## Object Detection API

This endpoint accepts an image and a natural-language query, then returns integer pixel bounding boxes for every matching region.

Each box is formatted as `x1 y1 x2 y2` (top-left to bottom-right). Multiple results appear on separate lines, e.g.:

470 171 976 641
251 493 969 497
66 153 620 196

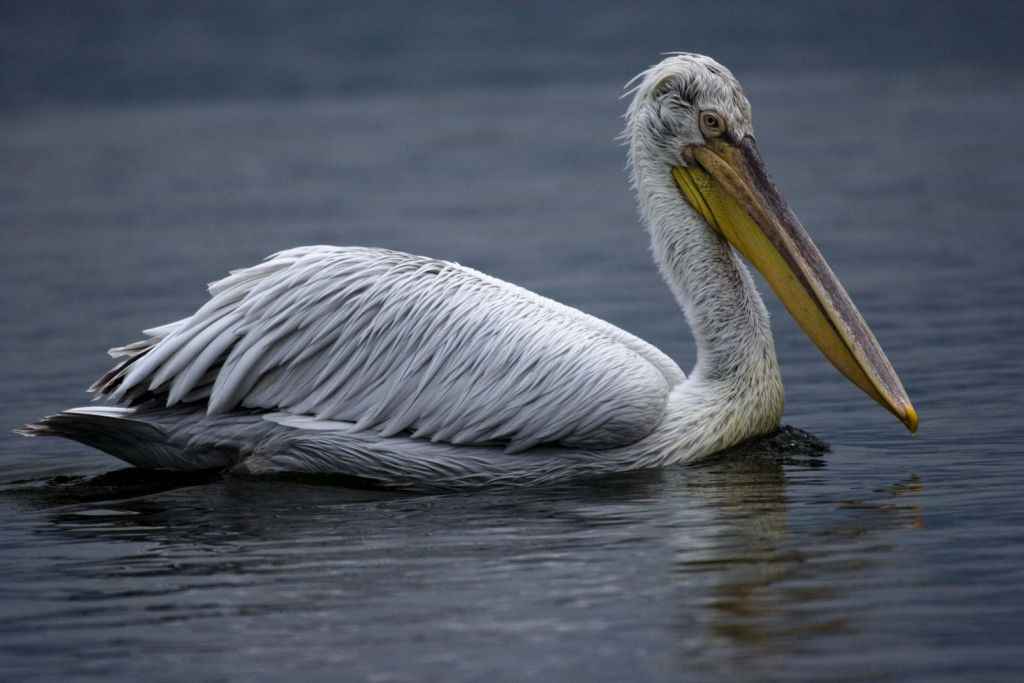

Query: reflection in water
659 434 926 673
662 433 830 668
0 427 926 679
7 468 224 505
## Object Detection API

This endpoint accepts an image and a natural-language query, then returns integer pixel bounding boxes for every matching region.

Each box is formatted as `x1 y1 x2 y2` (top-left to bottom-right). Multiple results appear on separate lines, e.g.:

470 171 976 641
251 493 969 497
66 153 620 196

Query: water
2 2 1023 681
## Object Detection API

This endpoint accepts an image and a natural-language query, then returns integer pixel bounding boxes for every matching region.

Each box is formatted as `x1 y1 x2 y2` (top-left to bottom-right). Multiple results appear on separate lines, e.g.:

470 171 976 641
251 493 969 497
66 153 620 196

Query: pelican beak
672 136 918 432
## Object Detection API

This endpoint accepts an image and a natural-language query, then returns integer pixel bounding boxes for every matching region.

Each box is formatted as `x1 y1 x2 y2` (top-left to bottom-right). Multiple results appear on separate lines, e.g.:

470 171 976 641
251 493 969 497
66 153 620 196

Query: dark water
2 2 1023 681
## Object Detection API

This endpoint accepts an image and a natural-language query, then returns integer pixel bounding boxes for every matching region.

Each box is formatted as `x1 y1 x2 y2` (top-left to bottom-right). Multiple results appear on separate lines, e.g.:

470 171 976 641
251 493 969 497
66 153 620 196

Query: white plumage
22 54 914 489
98 246 681 453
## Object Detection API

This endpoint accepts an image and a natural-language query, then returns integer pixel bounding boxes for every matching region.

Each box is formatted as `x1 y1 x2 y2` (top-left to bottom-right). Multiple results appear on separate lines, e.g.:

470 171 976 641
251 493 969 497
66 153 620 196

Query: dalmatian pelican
22 54 917 490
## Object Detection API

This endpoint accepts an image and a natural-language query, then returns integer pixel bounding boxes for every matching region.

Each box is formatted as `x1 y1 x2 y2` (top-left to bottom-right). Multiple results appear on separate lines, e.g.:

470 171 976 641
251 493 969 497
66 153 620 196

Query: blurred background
1 2 1023 681
3 0 1022 106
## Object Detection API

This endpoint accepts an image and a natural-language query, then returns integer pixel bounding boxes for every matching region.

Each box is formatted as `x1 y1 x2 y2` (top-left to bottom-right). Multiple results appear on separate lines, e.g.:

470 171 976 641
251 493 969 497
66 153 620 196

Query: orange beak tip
903 405 919 435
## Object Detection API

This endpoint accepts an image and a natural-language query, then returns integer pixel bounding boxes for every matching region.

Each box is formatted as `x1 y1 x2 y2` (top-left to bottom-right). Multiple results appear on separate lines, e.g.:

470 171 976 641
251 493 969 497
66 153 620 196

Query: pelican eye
699 111 724 136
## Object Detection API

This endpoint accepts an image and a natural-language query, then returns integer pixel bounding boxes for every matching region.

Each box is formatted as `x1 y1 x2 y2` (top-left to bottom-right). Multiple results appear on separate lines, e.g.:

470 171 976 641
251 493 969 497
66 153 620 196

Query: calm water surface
2 3 1023 681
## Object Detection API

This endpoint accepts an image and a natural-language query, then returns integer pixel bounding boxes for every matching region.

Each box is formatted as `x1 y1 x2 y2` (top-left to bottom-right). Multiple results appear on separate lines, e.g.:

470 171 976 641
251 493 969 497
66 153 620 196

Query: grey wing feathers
93 246 677 453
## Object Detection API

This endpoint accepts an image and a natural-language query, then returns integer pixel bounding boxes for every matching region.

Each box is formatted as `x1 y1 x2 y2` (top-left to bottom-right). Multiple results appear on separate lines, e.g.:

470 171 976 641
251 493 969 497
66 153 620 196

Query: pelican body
22 55 916 490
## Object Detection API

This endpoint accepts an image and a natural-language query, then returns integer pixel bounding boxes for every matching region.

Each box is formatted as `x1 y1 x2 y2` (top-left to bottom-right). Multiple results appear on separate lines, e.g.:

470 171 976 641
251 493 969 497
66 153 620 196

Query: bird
21 54 917 491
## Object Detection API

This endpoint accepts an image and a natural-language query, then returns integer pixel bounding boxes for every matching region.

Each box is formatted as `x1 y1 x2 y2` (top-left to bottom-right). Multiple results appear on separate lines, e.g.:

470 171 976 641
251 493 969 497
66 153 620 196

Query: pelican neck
632 162 779 387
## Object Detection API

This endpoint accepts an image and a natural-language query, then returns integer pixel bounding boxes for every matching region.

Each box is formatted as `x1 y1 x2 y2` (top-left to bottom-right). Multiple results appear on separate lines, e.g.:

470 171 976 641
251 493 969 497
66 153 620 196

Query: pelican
22 54 916 490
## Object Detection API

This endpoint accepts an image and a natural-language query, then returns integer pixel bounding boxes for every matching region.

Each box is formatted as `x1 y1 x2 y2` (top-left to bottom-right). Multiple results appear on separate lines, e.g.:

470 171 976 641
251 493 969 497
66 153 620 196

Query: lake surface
2 2 1023 681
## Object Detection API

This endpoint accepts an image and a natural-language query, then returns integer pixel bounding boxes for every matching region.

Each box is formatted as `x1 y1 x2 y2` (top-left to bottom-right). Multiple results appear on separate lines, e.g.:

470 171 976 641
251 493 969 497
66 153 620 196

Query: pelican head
627 54 917 432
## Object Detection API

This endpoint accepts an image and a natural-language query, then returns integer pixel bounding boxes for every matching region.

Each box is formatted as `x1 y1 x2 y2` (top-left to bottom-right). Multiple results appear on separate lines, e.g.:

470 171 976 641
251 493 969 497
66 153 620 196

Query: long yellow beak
673 136 918 432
